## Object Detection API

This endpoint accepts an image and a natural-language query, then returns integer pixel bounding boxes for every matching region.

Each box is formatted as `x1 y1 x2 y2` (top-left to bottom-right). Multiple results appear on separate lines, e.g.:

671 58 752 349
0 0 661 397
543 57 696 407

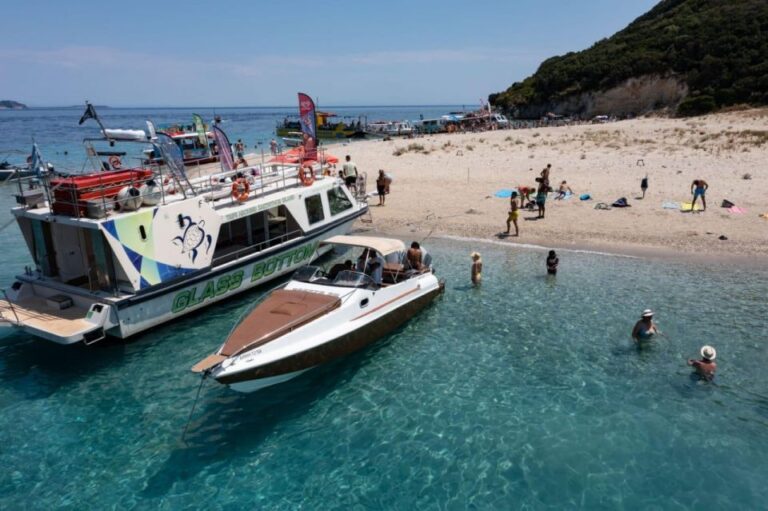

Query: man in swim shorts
690 179 708 211
505 191 519 236
535 182 549 219
632 309 660 343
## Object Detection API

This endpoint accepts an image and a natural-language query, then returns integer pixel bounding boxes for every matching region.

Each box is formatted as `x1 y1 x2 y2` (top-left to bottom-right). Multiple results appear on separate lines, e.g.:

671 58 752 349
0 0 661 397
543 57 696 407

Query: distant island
0 100 28 110
490 0 768 118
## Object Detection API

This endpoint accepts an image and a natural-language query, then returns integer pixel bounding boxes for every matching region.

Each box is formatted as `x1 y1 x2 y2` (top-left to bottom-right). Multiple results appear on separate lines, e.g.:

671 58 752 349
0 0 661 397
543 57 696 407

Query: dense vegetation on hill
490 0 768 117
0 100 27 109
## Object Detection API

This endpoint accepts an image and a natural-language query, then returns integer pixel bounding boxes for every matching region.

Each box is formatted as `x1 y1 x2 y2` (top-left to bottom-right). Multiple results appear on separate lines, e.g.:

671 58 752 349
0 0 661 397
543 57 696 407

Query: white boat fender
116 186 143 211
139 179 163 206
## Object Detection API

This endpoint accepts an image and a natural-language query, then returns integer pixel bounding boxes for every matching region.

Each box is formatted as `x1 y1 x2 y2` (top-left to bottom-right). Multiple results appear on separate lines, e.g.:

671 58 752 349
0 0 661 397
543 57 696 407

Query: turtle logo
173 216 212 263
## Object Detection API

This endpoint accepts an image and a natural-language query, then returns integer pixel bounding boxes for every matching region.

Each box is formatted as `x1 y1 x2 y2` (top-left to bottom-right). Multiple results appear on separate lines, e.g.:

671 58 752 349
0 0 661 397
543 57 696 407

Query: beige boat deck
0 297 93 337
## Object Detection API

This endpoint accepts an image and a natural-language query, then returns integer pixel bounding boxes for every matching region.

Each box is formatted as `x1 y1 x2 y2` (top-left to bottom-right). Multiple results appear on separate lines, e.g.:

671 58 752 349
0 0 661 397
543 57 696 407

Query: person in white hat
688 345 717 380
631 309 660 343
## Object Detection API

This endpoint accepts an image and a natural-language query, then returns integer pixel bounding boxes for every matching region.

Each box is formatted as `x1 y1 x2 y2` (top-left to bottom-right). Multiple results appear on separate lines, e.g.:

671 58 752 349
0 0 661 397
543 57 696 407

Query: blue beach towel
494 188 518 198
579 193 592 201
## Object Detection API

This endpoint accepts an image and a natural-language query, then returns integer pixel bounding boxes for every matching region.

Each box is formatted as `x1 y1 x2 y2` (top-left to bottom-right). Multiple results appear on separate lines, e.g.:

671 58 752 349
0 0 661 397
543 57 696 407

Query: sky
1 0 659 107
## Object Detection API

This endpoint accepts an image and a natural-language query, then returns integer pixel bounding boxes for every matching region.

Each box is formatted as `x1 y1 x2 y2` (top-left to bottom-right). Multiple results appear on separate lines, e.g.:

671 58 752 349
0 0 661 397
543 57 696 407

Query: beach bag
612 197 630 208
641 177 648 189
721 199 735 208
579 193 591 201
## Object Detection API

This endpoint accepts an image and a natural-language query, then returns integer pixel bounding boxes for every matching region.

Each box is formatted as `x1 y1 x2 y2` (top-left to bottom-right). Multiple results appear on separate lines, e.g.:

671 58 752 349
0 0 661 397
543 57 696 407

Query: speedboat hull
218 283 444 392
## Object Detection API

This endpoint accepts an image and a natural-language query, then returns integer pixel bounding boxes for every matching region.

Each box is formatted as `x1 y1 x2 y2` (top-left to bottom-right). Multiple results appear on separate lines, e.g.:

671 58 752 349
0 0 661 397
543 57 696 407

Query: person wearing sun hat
631 308 660 343
688 345 717 381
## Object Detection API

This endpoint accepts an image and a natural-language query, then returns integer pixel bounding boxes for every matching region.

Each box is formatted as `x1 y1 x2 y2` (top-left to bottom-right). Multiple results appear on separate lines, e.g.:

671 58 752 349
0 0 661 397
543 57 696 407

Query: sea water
0 105 455 173
1 177 767 509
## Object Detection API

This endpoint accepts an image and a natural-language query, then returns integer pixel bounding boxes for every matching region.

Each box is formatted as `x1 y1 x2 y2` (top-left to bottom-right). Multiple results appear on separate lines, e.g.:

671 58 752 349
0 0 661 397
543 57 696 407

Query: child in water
470 252 482 286
546 250 559 275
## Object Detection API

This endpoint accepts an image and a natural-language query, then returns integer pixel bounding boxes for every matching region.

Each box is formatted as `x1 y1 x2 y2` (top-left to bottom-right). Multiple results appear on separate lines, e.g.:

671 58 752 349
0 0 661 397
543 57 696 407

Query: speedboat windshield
291 265 325 283
332 270 374 288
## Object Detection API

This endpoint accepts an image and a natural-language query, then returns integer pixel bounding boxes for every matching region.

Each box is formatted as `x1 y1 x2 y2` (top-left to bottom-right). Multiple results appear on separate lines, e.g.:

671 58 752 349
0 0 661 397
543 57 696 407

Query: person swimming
688 345 717 381
632 309 660 343
470 251 482 286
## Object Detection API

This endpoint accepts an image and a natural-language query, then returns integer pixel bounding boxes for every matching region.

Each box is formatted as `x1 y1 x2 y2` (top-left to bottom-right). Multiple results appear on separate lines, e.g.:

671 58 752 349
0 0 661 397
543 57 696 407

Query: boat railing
210 228 303 266
0 289 21 326
199 162 308 206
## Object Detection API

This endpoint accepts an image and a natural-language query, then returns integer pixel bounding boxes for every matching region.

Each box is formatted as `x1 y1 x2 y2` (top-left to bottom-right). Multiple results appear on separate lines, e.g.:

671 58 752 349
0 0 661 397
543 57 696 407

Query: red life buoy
231 178 250 202
109 155 122 169
299 165 315 186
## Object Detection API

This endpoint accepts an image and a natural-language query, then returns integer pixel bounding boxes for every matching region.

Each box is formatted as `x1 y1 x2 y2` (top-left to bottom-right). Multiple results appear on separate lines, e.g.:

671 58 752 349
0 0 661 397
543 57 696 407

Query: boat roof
321 235 405 256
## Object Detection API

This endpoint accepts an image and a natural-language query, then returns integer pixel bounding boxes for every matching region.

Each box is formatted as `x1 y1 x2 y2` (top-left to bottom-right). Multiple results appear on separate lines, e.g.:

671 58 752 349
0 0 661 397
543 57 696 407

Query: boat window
30 220 58 277
327 186 353 216
212 206 302 265
85 229 116 292
305 194 325 225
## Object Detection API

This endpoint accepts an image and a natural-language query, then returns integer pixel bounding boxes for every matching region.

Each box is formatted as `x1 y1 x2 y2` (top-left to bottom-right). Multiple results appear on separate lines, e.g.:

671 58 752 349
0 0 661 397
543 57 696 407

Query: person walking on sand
688 345 717 381
470 252 482 286
376 170 387 206
546 250 559 275
342 155 358 193
632 309 660 343
541 163 551 185
640 175 648 199
691 179 709 211
505 191 519 236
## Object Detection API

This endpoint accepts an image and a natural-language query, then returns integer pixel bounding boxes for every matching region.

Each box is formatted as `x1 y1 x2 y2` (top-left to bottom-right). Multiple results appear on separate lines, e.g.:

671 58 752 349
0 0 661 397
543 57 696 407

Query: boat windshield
291 266 375 288
332 270 374 288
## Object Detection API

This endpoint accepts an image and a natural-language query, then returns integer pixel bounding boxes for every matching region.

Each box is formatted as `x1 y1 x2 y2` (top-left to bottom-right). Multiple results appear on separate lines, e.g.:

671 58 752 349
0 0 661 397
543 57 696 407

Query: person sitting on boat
407 242 424 271
328 260 353 280
357 249 384 286
632 309 660 343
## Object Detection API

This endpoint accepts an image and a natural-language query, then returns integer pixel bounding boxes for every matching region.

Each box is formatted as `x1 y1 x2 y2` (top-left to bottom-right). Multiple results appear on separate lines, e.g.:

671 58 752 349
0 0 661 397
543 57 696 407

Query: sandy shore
341 108 768 261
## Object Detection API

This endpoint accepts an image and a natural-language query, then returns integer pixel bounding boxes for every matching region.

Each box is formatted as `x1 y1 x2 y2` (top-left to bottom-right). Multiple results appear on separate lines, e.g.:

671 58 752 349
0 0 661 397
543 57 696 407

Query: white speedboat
192 235 444 393
0 132 367 345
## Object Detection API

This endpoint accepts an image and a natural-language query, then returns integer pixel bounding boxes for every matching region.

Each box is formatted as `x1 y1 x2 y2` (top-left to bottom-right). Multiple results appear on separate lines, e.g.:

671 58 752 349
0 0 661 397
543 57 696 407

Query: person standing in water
688 345 717 381
505 191 519 236
546 250 559 275
470 252 482 286
632 309 660 343
640 175 648 199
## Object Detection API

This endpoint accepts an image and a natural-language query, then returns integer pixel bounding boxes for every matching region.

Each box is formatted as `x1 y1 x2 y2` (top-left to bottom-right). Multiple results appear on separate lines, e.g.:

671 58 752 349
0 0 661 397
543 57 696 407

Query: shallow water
1 187 767 510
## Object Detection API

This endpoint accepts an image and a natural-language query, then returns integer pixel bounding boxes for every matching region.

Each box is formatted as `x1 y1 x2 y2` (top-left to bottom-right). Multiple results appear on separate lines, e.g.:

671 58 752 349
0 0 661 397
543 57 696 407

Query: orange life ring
299 165 315 186
109 155 122 169
231 178 250 202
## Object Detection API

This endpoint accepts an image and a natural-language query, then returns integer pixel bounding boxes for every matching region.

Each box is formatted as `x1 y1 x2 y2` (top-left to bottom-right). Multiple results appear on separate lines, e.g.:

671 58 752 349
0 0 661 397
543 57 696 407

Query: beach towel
680 202 703 212
728 206 747 214
579 193 592 201
594 202 611 210
662 201 679 209
494 189 517 198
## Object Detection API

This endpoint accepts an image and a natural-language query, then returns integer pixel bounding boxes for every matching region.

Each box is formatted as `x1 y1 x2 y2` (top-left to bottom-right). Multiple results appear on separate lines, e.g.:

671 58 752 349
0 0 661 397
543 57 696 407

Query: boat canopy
321 235 406 257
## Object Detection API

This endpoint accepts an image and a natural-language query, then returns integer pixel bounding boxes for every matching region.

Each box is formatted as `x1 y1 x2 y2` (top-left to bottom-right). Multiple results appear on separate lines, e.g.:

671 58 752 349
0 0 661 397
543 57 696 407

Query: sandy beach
342 108 768 262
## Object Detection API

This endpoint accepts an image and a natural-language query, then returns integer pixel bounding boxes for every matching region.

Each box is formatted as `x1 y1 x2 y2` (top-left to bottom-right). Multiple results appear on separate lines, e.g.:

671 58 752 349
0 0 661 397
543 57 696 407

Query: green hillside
490 0 768 117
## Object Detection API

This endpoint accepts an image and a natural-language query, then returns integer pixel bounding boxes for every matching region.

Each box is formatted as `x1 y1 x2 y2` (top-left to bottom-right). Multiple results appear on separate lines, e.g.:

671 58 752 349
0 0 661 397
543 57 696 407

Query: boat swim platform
0 297 97 343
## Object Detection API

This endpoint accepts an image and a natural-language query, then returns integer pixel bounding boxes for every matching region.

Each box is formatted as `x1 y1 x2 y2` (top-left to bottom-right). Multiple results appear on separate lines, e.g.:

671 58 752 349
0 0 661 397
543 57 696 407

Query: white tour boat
191 235 445 393
0 134 368 345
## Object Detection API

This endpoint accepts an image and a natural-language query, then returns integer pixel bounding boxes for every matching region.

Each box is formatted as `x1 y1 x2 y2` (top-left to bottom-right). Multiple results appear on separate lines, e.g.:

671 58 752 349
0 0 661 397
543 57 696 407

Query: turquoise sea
1 109 768 509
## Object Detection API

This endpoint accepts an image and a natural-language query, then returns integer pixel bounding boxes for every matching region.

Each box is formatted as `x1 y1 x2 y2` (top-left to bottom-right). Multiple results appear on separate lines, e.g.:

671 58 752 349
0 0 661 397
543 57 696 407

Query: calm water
0 106 455 173
1 109 768 509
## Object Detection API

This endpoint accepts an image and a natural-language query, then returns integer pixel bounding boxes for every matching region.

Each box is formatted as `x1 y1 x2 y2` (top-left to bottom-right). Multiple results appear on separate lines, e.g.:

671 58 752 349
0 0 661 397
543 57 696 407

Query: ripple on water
0 236 767 509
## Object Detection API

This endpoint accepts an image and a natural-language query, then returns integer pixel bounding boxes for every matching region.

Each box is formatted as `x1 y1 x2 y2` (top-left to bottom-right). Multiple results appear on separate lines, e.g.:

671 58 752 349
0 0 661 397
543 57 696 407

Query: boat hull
218 283 444 392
